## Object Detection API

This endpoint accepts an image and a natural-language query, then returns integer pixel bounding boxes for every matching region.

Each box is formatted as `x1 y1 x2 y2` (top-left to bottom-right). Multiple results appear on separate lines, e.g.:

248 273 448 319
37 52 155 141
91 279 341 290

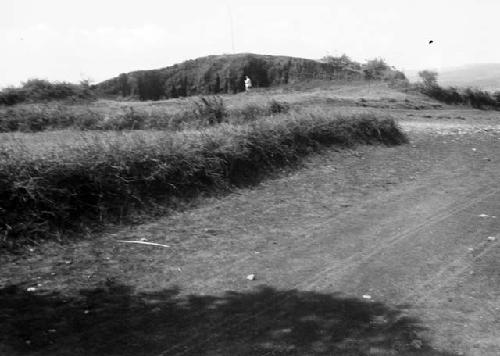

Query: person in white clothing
244 76 252 92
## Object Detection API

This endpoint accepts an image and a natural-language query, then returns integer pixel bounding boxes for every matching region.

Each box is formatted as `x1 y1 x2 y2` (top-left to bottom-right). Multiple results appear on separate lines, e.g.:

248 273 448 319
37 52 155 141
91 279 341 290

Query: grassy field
0 85 410 247
3 80 499 248
1 80 500 356
2 116 499 356
0 82 440 132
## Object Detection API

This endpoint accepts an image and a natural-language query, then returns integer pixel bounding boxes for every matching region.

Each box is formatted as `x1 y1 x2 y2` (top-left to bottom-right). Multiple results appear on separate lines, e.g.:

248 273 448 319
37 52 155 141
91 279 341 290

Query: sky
1 0 500 87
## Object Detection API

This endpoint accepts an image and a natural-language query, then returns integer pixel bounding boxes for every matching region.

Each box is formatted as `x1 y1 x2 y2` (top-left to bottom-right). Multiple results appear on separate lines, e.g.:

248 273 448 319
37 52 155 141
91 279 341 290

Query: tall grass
0 112 407 247
0 97 292 132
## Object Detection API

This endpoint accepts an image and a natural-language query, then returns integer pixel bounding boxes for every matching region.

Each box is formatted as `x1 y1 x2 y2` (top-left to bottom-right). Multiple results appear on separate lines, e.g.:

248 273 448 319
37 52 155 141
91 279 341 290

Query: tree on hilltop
321 54 359 70
363 58 389 80
418 70 438 88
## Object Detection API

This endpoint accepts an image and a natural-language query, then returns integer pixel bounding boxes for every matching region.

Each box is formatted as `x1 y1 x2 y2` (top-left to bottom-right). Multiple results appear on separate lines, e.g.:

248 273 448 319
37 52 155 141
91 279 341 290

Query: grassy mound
0 112 407 247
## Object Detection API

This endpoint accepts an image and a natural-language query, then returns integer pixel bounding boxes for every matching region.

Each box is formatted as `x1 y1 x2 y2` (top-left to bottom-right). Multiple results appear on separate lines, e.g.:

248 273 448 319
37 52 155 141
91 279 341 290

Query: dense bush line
0 98 290 132
416 71 500 109
421 85 500 109
0 113 407 247
0 79 95 106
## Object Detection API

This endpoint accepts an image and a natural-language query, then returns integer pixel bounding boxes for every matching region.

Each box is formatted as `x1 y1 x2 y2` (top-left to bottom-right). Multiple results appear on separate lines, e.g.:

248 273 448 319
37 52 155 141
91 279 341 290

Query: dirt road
1 118 499 356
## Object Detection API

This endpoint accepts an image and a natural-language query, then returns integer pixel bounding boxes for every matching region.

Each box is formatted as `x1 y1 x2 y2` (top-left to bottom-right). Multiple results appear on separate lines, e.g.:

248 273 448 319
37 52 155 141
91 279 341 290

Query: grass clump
100 107 146 130
0 112 407 247
231 100 290 123
192 96 228 125
232 103 268 122
268 99 290 114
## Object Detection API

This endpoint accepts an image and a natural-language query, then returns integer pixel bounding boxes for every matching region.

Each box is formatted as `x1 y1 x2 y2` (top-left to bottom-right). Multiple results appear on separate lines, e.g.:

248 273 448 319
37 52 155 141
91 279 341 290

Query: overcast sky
1 0 499 87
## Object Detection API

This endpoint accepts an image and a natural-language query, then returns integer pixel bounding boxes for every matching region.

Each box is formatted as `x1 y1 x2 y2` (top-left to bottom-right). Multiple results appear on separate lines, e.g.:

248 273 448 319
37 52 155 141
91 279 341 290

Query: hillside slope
95 53 403 100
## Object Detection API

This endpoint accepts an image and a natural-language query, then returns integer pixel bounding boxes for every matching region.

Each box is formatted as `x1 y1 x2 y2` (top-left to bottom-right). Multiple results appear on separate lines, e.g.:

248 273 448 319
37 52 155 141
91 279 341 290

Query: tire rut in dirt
161 185 500 356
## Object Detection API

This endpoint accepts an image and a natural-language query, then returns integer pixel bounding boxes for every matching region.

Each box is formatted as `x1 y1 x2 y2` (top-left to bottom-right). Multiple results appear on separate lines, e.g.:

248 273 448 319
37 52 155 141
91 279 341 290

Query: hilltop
95 53 406 100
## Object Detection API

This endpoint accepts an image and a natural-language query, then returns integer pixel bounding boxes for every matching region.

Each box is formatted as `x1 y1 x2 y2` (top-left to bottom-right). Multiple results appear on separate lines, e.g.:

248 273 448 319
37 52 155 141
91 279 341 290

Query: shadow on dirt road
1 280 458 356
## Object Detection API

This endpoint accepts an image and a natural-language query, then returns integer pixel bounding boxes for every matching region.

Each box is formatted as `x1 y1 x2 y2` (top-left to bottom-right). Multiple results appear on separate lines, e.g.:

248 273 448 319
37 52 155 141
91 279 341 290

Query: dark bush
0 89 28 106
193 96 228 125
268 100 290 114
421 85 462 105
463 88 497 109
494 91 500 105
230 100 290 124
0 79 95 106
421 84 499 109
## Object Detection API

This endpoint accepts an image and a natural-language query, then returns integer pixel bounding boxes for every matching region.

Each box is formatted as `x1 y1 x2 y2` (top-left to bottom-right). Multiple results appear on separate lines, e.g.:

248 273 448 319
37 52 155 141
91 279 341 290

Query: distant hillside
95 53 405 100
438 64 500 91
407 63 500 91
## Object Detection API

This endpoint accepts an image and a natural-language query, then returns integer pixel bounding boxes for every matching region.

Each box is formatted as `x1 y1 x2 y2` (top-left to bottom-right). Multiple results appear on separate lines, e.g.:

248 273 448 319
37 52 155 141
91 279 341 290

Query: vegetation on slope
0 79 95 106
0 112 407 247
0 97 290 132
0 54 407 105
417 70 500 109
96 53 406 100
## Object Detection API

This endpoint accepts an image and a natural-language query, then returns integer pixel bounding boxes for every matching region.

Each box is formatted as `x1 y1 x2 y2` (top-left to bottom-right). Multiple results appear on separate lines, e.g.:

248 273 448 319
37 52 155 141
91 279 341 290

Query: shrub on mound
0 79 95 106
0 113 407 247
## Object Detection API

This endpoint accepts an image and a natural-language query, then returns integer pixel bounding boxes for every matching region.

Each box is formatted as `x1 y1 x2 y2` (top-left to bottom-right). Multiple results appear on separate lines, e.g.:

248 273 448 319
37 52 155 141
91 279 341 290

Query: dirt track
1 118 499 356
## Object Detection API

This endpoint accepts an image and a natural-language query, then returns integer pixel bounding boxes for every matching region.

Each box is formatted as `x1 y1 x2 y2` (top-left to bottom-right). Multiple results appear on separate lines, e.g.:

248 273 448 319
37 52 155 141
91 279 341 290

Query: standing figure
244 76 252 92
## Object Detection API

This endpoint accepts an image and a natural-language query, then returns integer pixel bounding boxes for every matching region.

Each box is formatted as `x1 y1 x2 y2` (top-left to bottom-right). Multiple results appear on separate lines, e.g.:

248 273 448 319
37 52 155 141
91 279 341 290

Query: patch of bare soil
1 118 499 356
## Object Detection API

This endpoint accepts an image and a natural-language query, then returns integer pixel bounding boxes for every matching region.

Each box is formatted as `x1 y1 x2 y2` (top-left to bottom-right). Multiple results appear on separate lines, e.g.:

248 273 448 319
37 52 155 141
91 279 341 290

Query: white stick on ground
117 240 170 248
